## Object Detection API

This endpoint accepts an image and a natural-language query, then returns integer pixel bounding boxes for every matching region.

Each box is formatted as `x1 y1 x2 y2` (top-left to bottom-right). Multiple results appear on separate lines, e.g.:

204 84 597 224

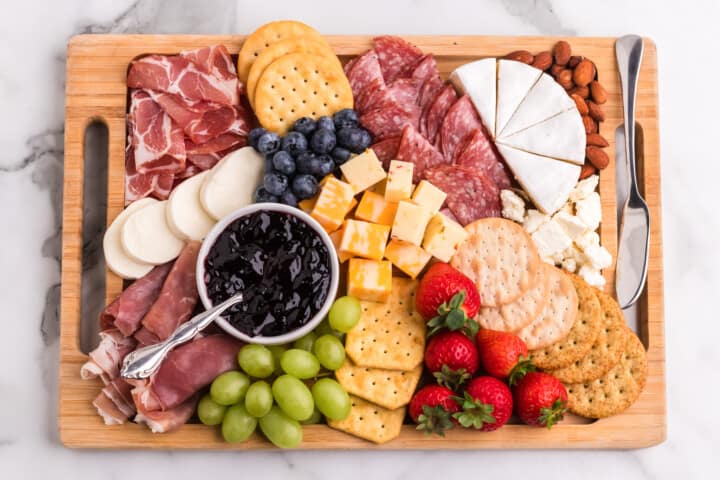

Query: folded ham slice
80 329 137 384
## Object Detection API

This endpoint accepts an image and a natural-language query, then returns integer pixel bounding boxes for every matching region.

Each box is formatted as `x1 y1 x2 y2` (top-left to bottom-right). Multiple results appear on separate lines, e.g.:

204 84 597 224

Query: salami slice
396 125 446 183
355 78 385 115
347 50 385 98
423 164 501 225
358 78 419 115
439 207 459 223
370 137 401 169
360 104 420 141
343 56 359 75
410 55 439 85
418 77 444 138
423 84 458 145
456 129 512 189
373 36 424 83
439 95 483 163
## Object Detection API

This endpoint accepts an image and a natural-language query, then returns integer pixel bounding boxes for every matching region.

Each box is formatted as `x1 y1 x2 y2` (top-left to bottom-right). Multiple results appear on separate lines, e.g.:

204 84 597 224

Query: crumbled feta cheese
561 257 577 273
579 265 606 287
576 230 600 251
532 220 573 259
553 210 587 241
500 189 526 223
583 244 613 270
524 209 549 234
569 175 599 202
575 192 602 230
558 202 574 216
563 245 586 264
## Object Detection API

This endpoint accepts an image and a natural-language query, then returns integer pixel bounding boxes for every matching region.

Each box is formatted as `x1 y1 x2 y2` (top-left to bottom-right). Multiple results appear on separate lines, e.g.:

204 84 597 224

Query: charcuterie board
60 34 665 449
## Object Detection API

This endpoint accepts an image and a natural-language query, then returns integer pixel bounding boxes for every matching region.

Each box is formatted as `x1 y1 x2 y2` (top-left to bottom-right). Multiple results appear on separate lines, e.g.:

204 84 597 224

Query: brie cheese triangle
495 60 542 139
449 58 497 137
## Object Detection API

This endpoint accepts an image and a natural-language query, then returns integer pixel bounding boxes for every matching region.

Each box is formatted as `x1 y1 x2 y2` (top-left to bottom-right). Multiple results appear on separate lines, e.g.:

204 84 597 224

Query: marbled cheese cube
391 201 431 246
422 212 468 262
383 239 431 279
385 160 414 203
329 227 352 263
339 219 390 261
355 191 398 226
310 177 355 232
347 259 392 303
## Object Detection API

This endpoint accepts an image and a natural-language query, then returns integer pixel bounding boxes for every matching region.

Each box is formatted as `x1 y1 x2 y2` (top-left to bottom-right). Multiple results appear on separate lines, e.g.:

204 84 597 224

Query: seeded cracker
328 395 405 444
335 359 422 410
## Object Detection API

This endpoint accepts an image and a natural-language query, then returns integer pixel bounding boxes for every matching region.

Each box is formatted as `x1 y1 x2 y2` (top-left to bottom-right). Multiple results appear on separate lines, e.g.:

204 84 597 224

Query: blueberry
271 150 296 175
280 190 299 207
264 156 275 173
333 109 359 129
256 132 281 155
331 146 352 165
248 127 268 150
293 117 316 136
296 151 316 174
337 127 371 153
317 116 335 131
312 154 336 178
291 174 319 200
263 172 289 196
310 128 336 154
281 131 308 157
254 186 279 203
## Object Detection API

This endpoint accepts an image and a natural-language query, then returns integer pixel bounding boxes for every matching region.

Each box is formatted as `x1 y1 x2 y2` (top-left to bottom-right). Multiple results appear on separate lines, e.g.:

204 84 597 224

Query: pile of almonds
505 41 610 179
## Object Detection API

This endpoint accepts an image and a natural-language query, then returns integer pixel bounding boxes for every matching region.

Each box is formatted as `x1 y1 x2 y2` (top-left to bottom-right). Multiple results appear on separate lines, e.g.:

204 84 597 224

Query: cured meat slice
439 95 483 163
423 84 458 145
124 144 174 205
80 329 137 384
92 378 136 425
373 36 424 83
179 45 241 95
357 78 419 116
424 164 501 225
360 104 420 141
99 263 173 336
355 78 385 115
410 55 439 85
396 125 446 183
135 395 199 433
440 207 459 223
343 56 359 75
456 129 512 190
347 50 385 98
370 136 401 168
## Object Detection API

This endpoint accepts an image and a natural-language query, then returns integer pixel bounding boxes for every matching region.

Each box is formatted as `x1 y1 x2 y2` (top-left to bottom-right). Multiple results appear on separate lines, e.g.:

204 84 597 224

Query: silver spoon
120 292 244 380
615 35 650 309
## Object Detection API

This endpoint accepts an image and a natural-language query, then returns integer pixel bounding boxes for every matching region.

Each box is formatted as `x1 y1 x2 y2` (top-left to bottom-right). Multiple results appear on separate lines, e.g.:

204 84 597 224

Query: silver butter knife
615 35 650 309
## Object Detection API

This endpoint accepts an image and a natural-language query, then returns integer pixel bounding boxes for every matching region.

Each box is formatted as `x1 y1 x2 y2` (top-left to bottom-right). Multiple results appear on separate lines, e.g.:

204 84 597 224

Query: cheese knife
615 35 649 309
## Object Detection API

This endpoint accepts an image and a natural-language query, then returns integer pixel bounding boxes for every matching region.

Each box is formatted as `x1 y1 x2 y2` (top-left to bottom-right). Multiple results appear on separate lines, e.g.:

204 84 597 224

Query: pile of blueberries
249 108 372 206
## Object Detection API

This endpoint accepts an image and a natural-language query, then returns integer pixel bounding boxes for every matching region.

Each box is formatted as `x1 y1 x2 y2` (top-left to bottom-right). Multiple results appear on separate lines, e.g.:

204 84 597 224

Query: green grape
197 393 227 426
259 406 302 449
238 344 275 378
210 371 250 406
272 374 314 421
314 318 344 340
267 344 289 374
221 404 257 443
245 381 273 418
280 349 321 379
300 407 323 425
293 331 317 352
328 296 361 333
311 378 351 421
313 334 346 371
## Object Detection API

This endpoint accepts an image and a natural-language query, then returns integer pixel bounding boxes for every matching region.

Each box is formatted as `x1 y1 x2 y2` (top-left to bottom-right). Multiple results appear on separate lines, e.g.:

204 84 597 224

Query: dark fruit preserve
204 210 331 337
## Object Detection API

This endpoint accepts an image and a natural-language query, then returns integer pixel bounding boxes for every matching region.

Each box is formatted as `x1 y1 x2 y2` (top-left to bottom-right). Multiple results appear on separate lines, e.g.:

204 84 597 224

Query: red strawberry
416 263 481 335
454 376 513 432
513 372 568 429
425 331 479 389
476 329 535 384
409 384 461 436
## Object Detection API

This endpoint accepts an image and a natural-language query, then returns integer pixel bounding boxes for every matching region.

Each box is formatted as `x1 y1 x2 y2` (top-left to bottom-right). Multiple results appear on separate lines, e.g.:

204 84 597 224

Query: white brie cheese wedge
496 144 580 214
166 171 216 241
103 197 156 279
495 60 542 138
200 147 264 220
449 58 497 137
121 200 185 265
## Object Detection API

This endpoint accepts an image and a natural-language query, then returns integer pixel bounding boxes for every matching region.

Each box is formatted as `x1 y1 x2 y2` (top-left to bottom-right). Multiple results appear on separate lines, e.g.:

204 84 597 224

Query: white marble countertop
1 0 718 478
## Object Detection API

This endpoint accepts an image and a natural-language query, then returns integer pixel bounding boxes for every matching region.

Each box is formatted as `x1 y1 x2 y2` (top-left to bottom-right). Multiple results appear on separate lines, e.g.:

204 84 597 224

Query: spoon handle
616 35 644 198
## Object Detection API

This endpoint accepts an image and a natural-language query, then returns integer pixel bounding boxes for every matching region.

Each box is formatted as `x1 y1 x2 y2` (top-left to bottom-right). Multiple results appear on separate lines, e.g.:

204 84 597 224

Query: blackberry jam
204 210 331 337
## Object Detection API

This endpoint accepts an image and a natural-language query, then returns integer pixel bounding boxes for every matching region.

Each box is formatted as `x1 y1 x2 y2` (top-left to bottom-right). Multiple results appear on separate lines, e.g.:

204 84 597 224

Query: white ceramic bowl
196 203 339 345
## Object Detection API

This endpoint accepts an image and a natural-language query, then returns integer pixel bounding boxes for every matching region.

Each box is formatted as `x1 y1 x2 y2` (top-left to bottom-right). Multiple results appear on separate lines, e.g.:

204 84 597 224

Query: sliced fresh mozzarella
200 147 264 220
166 171 216 241
103 198 157 279
498 72 577 138
496 109 586 165
495 60 542 138
496 144 581 214
449 58 497 136
121 200 185 265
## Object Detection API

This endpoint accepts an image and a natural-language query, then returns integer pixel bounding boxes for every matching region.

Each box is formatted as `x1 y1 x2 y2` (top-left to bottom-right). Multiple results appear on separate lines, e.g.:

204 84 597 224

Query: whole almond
571 94 589 115
582 115 597 134
587 100 605 122
557 69 574 90
532 51 553 71
586 133 609 147
590 80 608 104
586 146 610 169
569 85 590 98
580 162 597 179
568 55 584 68
553 41 571 65
505 50 534 64
551 64 565 76
573 60 596 87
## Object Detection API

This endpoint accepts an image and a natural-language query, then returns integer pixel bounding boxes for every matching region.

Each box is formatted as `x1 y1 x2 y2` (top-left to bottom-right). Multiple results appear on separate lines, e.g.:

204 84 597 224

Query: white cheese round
121 200 185 265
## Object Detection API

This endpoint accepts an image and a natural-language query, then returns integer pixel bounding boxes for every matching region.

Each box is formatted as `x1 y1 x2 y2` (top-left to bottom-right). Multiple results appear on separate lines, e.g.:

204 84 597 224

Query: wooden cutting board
60 34 665 449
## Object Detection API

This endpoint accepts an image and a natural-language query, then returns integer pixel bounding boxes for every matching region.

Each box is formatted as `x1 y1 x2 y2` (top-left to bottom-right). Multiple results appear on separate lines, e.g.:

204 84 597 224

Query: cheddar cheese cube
411 180 447 215
298 197 317 213
355 191 398 226
368 178 387 196
347 258 392 303
329 227 352 263
422 212 468 262
339 219 390 261
339 149 387 193
391 201 432 246
311 177 355 232
385 160 414 203
384 239 431 279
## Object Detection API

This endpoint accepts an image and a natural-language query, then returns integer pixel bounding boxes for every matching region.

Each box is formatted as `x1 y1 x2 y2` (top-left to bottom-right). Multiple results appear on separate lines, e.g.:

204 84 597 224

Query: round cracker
475 262 550 332
254 53 353 134
450 218 540 307
247 37 338 107
566 331 648 418
548 290 629 383
515 265 578 349
237 20 325 82
530 274 602 370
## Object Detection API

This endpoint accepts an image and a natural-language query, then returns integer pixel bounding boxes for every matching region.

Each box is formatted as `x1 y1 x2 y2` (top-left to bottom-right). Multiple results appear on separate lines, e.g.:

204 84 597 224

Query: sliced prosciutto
424 164 501 225
80 329 137 384
456 129 512 190
135 395 199 433
92 378 136 425
395 125 446 183
179 45 241 96
373 36 424 83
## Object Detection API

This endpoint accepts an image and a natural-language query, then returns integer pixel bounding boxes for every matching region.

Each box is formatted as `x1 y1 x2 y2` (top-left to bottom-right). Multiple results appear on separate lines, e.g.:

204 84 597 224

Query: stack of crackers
329 278 426 444
238 20 353 134
451 218 648 419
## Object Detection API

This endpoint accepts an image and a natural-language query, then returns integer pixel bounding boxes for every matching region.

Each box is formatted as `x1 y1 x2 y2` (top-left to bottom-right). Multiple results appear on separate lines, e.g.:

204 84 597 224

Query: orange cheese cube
347 258 392 303
311 177 355 232
423 212 468 262
384 239 431 279
385 160 414 203
355 191 398 226
339 219 390 261
329 227 352 263
298 197 317 213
